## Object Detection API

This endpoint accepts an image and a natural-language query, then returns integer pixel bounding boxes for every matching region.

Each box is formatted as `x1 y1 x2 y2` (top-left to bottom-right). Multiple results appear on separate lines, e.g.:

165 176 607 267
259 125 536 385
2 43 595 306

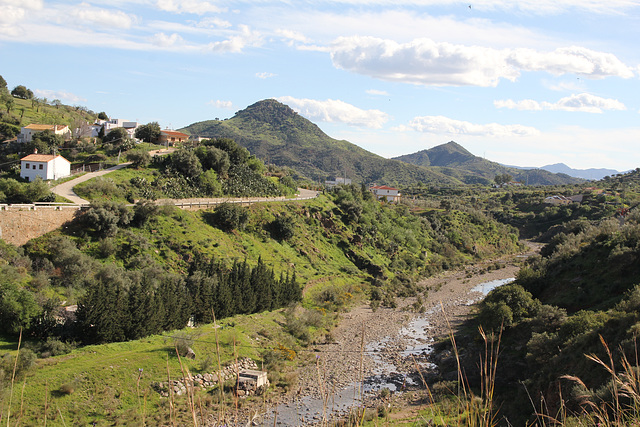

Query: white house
370 185 401 203
90 119 140 139
325 177 351 188
20 153 71 182
17 124 71 143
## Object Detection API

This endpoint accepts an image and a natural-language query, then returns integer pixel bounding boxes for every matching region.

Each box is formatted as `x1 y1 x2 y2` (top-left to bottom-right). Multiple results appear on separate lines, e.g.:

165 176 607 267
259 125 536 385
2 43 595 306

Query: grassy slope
5 311 294 426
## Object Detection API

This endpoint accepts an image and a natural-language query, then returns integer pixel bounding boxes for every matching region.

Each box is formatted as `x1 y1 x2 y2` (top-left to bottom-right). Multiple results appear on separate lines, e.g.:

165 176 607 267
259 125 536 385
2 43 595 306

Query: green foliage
198 169 222 196
207 203 250 232
0 177 53 203
82 201 133 237
134 121 161 143
126 149 151 168
477 284 539 330
270 214 296 241
11 85 33 99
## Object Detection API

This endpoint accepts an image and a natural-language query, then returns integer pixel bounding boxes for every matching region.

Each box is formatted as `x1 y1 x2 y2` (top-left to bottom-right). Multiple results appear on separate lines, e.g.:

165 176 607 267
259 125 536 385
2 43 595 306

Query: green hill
180 99 477 187
394 141 584 185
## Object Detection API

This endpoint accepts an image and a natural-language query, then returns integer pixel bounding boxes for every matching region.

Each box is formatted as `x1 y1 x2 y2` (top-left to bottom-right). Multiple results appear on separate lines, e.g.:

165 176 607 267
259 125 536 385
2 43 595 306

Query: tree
11 85 33 100
97 111 108 120
134 121 161 143
126 149 151 168
0 74 6 90
494 174 513 186
169 148 202 178
102 127 131 147
208 203 250 232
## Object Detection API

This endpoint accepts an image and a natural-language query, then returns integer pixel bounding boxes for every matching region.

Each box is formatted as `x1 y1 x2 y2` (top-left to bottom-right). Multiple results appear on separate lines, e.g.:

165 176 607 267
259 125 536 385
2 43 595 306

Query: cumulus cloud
277 96 389 129
208 100 233 109
70 4 135 29
507 46 635 79
34 89 86 104
402 115 540 137
330 36 634 87
495 93 627 113
155 0 224 14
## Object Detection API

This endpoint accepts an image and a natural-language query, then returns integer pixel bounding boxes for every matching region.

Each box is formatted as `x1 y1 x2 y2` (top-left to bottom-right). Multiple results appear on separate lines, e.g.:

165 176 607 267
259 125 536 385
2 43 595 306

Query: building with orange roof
17 124 71 144
370 185 401 203
20 152 71 182
158 129 189 146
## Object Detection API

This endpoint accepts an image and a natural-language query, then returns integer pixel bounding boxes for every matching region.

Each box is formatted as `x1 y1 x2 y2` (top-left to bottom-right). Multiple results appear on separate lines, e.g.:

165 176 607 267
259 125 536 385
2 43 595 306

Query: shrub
270 215 296 241
207 203 250 232
126 150 151 168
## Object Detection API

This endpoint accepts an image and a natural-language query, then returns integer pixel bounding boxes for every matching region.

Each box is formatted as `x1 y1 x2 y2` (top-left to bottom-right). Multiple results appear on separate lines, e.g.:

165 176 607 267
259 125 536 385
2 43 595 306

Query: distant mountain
394 142 583 186
180 100 480 186
538 163 619 180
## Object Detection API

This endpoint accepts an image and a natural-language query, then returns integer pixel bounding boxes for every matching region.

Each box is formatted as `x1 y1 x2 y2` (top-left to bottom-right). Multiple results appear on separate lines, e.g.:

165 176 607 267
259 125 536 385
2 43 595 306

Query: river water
261 277 515 426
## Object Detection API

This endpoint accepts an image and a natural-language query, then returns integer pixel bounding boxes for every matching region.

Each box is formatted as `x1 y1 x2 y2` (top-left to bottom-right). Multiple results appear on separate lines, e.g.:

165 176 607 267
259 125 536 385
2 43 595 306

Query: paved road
51 162 132 205
51 154 319 206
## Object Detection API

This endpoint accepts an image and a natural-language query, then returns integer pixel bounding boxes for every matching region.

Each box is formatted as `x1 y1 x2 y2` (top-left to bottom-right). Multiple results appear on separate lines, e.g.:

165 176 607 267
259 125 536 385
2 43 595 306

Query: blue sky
1 0 639 171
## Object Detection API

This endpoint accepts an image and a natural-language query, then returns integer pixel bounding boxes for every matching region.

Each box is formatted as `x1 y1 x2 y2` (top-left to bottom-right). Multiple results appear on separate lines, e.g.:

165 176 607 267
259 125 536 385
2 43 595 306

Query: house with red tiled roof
370 185 401 203
20 152 71 182
17 124 71 143
158 129 189 146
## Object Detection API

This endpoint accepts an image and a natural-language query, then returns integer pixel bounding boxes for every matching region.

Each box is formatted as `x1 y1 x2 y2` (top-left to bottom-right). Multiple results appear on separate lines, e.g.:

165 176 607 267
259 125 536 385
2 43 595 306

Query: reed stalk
5 327 22 427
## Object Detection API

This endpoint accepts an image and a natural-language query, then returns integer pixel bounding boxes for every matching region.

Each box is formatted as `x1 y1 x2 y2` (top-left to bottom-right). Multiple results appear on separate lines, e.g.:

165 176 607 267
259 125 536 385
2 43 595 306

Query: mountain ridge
181 100 583 187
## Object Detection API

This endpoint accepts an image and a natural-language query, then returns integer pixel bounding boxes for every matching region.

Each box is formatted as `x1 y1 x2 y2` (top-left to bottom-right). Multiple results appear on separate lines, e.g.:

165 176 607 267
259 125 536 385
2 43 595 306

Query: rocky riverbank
260 244 538 424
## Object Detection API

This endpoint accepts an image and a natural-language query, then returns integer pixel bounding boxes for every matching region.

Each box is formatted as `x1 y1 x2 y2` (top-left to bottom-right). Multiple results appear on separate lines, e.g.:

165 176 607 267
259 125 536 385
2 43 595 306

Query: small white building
17 124 71 143
91 119 140 139
20 153 71 182
370 185 401 203
325 177 351 188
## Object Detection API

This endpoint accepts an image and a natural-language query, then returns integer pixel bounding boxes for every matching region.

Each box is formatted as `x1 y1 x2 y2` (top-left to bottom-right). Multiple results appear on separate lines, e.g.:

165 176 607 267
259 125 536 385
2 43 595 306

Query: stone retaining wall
0 204 80 246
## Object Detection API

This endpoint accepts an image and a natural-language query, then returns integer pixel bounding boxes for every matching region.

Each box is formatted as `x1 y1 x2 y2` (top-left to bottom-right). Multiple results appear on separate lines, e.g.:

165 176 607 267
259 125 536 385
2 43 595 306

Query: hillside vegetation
431 170 640 424
181 99 482 186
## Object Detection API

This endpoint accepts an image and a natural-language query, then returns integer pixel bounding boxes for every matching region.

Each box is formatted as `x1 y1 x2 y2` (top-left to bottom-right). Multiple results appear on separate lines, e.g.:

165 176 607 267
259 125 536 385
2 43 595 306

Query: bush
126 150 151 168
207 203 250 232
270 215 296 241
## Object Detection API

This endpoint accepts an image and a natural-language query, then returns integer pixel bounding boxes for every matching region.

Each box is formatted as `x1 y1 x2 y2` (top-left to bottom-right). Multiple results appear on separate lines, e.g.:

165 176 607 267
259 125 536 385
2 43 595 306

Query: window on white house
25 163 29 169
39 164 43 170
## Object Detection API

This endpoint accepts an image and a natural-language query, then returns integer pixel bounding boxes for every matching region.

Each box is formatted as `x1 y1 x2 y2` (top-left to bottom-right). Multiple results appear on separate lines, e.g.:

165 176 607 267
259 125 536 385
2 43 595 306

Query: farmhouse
370 185 401 203
20 152 71 182
544 194 583 206
158 130 189 146
17 124 71 143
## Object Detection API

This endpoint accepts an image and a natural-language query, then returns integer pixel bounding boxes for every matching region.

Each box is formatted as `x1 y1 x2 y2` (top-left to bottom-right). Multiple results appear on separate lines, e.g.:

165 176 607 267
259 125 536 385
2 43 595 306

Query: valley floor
254 242 540 425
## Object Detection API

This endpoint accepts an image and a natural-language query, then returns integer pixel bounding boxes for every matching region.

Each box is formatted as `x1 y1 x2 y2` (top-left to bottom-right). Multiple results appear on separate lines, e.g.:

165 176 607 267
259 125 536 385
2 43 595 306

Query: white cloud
256 72 276 79
286 0 638 15
402 115 540 137
204 25 262 53
0 0 42 33
69 4 135 29
155 0 224 14
278 96 389 129
34 89 87 104
507 46 635 79
366 89 389 96
495 93 627 113
196 17 232 28
330 36 634 87
275 29 309 44
208 100 233 109
150 32 184 48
